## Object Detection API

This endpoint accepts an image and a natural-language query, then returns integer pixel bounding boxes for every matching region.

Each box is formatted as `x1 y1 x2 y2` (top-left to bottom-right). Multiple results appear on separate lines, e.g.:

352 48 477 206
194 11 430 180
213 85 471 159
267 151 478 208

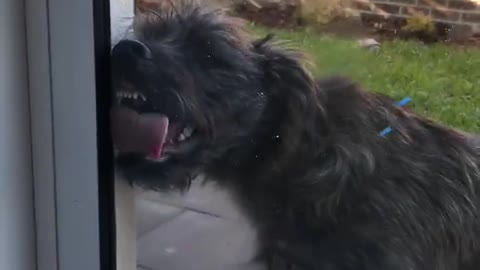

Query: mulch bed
135 0 480 48
234 3 301 28
235 5 480 49
359 15 480 48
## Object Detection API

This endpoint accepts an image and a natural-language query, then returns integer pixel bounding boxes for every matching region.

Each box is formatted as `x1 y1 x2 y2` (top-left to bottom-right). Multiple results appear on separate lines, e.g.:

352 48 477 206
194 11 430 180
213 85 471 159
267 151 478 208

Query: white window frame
25 0 118 269
0 1 35 269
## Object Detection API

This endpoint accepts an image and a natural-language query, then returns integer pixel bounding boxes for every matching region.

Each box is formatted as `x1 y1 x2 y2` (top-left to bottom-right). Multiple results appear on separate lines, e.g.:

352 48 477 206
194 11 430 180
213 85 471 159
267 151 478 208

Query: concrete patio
135 180 265 270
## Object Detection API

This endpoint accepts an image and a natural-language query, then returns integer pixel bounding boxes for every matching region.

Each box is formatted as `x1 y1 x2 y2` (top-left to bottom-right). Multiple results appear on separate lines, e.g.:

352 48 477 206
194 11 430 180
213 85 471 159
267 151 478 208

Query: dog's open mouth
111 89 196 163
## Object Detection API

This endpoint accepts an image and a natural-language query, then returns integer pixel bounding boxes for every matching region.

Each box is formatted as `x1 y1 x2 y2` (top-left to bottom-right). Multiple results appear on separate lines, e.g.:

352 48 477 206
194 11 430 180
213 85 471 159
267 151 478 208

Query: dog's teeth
115 91 147 102
183 127 193 137
178 133 186 142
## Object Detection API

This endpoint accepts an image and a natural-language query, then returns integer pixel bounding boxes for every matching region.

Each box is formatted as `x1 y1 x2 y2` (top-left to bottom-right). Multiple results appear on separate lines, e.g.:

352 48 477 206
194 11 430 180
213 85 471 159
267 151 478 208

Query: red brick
352 0 372 11
402 6 431 16
449 0 479 10
390 0 417 4
431 8 461 21
462 13 480 23
418 0 448 7
375 3 402 14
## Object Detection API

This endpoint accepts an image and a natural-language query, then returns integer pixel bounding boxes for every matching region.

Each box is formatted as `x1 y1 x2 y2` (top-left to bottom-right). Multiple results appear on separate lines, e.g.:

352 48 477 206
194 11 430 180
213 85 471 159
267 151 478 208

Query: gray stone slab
137 210 260 270
135 197 185 237
139 179 245 220
135 176 264 270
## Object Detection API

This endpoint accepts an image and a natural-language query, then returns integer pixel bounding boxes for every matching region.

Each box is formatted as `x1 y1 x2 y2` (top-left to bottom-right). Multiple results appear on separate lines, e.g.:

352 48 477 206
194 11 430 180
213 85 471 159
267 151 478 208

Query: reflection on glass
111 0 480 270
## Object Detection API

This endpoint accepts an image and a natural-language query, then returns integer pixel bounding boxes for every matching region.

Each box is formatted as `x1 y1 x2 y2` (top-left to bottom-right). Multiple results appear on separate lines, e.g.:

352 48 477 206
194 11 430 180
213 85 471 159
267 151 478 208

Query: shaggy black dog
110 2 480 269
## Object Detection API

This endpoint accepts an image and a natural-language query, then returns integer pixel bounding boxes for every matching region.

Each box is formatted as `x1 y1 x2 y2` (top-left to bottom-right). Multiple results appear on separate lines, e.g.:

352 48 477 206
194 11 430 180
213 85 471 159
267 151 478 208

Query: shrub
402 14 435 34
298 0 352 25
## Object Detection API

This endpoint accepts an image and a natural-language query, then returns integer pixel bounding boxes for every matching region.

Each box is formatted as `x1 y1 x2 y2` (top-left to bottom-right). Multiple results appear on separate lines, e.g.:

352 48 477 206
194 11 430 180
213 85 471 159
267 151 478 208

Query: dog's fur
111 2 480 269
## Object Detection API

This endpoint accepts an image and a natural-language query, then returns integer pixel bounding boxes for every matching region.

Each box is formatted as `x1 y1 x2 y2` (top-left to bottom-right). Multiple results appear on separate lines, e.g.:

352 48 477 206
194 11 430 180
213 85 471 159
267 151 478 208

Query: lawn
251 26 480 133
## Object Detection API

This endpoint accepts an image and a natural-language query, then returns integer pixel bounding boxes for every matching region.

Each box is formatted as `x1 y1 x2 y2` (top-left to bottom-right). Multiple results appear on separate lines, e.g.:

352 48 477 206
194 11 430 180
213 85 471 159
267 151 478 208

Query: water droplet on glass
165 247 177 255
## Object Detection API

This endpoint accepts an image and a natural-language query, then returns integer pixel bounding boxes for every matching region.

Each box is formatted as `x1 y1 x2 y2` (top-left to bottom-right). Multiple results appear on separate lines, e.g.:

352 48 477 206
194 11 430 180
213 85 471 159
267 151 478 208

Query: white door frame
0 0 35 269
25 0 117 269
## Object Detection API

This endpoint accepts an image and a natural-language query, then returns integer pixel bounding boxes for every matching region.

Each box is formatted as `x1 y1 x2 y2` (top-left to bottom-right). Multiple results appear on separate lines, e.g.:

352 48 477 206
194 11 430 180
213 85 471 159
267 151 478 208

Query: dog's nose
111 39 153 60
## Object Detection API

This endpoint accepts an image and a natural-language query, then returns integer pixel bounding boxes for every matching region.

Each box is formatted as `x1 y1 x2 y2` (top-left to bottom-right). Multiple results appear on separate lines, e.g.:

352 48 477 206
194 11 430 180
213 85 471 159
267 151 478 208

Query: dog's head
110 1 320 189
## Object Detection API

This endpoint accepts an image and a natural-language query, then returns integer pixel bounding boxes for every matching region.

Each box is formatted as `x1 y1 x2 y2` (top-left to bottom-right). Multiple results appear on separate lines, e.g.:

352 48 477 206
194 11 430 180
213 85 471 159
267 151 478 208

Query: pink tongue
110 106 169 157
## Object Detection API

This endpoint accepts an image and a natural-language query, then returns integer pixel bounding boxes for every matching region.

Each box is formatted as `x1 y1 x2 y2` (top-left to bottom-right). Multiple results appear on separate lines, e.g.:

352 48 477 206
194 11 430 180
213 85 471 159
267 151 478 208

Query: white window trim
0 0 35 269
25 0 117 269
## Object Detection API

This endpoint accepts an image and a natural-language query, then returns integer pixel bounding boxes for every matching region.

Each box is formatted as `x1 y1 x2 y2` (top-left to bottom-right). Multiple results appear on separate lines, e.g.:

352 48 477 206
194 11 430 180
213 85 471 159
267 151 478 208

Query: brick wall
349 0 480 32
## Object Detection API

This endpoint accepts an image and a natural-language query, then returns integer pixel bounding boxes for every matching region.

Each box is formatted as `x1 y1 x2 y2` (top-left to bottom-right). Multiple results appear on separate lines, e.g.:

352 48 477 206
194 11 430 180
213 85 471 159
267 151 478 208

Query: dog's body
208 76 480 270
110 2 480 269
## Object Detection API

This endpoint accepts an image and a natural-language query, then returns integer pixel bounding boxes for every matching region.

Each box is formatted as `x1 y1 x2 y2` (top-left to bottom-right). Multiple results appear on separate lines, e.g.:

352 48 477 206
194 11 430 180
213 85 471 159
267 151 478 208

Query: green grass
251 26 480 133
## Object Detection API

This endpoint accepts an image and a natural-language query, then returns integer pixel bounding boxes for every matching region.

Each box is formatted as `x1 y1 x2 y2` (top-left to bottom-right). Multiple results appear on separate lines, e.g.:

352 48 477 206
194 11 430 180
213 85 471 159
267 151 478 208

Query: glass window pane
109 1 480 270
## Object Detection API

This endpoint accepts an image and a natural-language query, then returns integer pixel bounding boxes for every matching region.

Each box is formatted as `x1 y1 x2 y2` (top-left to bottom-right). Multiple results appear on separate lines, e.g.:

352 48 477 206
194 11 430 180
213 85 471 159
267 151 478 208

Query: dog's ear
252 36 327 155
